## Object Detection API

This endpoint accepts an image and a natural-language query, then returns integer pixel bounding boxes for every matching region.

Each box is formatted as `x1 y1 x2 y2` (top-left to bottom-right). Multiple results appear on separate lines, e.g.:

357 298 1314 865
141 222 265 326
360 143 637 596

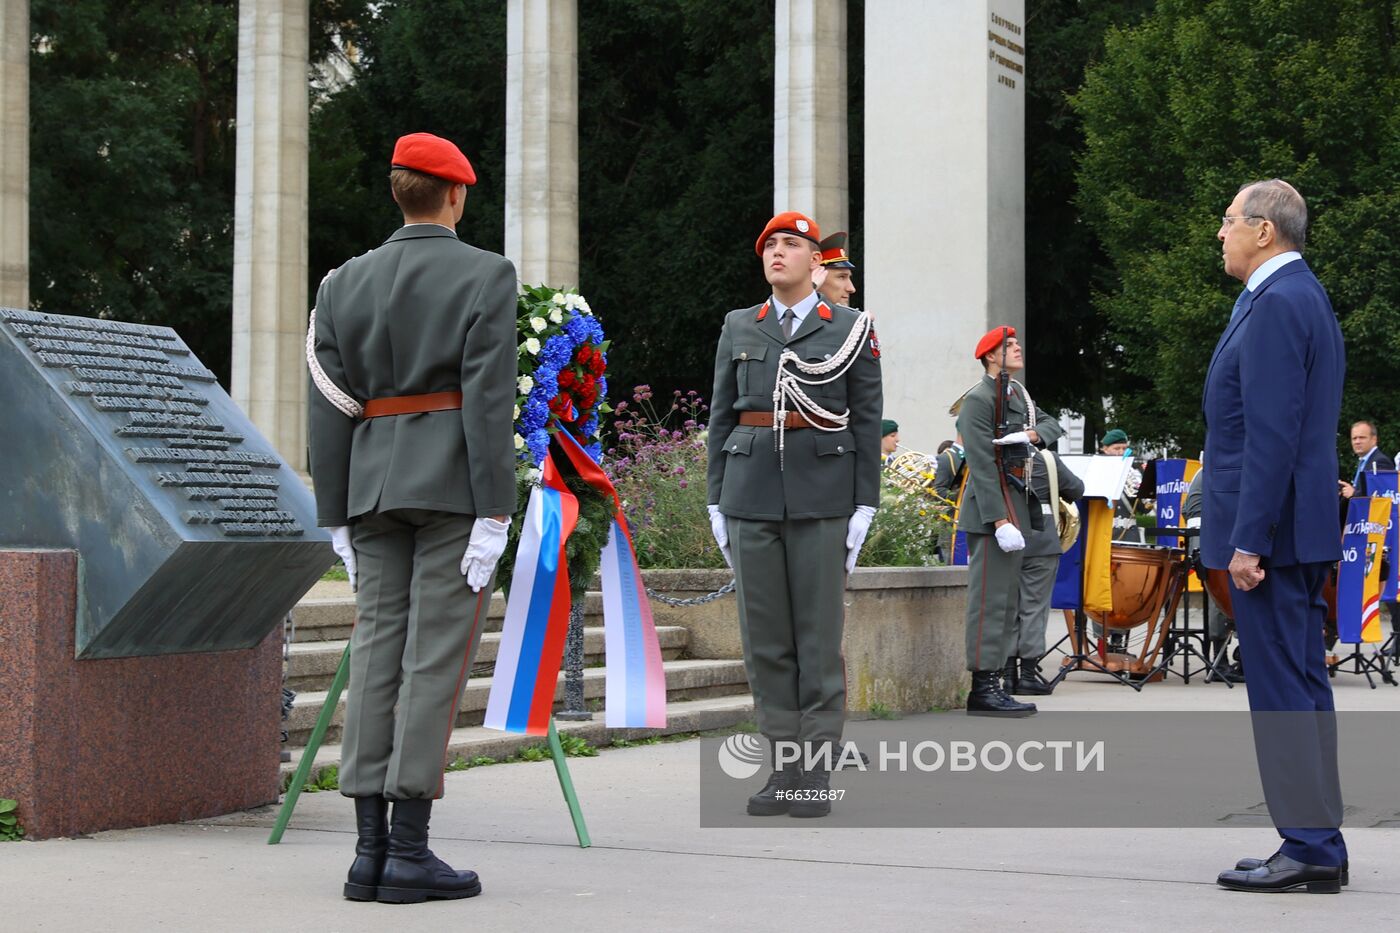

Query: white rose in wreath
514 434 525 450
529 316 547 333
548 308 563 324
551 292 566 306
525 337 541 355
518 375 534 394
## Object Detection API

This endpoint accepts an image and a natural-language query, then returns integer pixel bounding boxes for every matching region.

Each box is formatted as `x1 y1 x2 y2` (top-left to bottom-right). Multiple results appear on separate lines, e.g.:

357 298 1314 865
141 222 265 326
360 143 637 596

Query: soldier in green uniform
933 436 966 500
955 326 1063 716
307 133 518 904
707 211 883 819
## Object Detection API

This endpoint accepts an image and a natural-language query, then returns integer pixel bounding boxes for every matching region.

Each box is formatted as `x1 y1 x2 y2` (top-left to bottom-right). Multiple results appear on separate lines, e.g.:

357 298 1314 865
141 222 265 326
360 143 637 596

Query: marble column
232 0 309 470
505 0 578 287
864 0 1026 452
0 0 28 309
774 0 847 232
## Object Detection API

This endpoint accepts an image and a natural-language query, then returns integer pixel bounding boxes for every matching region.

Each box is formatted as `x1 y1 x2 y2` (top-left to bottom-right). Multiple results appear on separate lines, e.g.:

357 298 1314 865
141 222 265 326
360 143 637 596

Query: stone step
286 657 751 747
284 626 690 692
290 591 608 642
280 694 756 788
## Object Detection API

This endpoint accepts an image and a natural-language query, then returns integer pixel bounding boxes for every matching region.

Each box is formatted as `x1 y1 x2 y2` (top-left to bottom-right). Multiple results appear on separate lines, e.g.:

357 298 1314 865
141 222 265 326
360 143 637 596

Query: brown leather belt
362 391 463 419
738 411 840 430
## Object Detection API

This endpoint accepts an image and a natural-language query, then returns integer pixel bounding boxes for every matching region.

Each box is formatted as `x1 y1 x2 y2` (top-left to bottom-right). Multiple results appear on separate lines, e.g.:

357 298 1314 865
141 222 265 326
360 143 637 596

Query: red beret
391 133 477 185
755 211 821 256
974 325 1016 360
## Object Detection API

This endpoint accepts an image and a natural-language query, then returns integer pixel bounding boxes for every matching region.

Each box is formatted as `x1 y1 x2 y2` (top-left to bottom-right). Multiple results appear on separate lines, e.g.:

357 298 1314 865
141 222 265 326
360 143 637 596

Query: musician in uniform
954 326 1063 716
308 133 518 904
707 211 883 819
934 435 966 500
880 419 900 466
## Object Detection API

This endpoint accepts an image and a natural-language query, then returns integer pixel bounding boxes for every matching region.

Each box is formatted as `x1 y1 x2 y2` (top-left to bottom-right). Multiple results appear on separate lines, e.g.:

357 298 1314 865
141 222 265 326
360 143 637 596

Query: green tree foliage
308 0 792 400
28 0 367 385
1024 0 1152 447
29 0 239 381
1074 0 1400 455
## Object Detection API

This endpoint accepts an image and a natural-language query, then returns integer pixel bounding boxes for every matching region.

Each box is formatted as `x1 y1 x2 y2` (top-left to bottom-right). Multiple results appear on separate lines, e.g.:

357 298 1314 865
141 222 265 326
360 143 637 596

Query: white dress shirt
771 290 820 333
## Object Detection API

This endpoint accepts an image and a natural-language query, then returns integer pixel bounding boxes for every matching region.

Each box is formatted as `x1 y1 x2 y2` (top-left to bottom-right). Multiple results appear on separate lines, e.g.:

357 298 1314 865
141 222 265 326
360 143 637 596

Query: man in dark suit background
1202 179 1348 894
1339 420 1394 499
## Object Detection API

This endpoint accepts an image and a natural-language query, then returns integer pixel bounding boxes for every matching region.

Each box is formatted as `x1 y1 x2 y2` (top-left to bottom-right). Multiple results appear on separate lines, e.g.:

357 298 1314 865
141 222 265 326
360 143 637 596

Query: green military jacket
954 374 1064 534
706 295 883 520
933 444 965 499
308 225 518 526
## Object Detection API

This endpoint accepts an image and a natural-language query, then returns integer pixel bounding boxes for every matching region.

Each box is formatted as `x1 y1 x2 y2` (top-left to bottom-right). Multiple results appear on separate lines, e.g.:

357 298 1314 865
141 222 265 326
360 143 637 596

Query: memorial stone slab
0 308 334 658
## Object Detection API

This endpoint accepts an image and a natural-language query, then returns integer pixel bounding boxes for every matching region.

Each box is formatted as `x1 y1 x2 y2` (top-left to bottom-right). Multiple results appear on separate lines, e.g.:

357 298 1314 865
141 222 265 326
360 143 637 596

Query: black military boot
343 796 388 901
1014 657 1054 695
789 765 834 819
1002 657 1020 694
967 670 1037 717
376 799 482 904
746 765 801 816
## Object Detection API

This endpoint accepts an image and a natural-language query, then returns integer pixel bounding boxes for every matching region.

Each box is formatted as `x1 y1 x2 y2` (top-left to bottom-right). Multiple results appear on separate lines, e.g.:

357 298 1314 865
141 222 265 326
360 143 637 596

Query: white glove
329 525 357 591
992 431 1031 446
461 517 511 593
995 523 1026 553
845 505 876 574
708 505 733 568
1186 517 1202 529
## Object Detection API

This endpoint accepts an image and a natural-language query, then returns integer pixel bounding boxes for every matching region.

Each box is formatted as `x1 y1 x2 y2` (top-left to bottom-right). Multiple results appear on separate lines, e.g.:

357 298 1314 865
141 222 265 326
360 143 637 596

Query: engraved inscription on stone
0 308 301 538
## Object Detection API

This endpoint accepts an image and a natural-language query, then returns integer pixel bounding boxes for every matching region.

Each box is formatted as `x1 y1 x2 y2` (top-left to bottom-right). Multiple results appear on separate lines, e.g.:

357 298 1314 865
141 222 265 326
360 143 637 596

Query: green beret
1100 428 1128 447
881 419 899 437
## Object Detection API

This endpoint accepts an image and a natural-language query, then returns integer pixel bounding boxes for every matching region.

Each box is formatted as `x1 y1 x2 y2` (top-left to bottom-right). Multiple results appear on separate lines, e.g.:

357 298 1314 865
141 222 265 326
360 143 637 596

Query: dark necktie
782 307 795 340
1229 289 1250 323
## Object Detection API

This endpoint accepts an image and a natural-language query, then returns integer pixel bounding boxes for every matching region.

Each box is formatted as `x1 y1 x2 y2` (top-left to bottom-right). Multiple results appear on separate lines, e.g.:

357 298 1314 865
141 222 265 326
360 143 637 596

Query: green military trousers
964 531 1024 671
340 508 490 800
728 515 847 745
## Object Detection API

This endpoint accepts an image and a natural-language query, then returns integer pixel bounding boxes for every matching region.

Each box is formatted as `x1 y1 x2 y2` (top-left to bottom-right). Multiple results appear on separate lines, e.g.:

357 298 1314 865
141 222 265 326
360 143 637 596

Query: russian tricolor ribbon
484 431 667 734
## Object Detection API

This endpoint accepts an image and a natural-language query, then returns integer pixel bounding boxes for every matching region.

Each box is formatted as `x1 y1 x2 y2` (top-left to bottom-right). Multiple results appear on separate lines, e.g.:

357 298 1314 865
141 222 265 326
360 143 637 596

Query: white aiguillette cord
304 268 363 420
770 310 873 468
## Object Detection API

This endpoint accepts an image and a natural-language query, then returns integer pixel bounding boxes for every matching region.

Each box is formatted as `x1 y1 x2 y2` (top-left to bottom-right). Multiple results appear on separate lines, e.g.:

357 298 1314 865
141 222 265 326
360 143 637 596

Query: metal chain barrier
644 577 737 607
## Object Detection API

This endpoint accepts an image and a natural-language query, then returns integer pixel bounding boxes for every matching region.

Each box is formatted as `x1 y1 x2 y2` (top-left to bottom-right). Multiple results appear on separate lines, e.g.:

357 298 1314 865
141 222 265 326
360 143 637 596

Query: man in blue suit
1202 179 1348 894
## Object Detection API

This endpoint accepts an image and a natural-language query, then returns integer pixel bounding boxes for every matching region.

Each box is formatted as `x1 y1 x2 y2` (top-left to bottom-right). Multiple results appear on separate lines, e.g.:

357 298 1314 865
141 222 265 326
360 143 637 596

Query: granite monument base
0 549 283 839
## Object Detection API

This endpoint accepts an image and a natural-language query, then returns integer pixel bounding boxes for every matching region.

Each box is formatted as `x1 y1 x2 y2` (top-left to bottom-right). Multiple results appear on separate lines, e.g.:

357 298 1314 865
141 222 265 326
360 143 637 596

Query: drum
1075 542 1190 677
1204 565 1338 622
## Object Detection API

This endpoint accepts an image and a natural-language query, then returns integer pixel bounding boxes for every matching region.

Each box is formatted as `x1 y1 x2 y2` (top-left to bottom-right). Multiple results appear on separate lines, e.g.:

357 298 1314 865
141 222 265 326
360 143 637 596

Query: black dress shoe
788 767 833 819
1217 853 1342 893
746 769 800 816
376 799 482 904
1235 855 1347 886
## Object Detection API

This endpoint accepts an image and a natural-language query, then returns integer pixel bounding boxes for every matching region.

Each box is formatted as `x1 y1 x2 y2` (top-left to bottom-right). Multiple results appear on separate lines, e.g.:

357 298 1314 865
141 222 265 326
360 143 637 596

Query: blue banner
1338 496 1390 644
1153 459 1191 547
1367 470 1400 602
1052 499 1085 610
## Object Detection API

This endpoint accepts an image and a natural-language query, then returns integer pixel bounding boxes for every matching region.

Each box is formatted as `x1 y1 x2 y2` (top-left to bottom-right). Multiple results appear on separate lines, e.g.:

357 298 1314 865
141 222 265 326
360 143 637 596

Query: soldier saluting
308 133 518 904
955 326 1063 716
707 211 883 819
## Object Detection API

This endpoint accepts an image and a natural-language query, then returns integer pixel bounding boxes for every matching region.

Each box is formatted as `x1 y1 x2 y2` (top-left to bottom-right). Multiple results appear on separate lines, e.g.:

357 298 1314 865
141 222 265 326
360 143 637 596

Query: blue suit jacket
1200 258 1345 569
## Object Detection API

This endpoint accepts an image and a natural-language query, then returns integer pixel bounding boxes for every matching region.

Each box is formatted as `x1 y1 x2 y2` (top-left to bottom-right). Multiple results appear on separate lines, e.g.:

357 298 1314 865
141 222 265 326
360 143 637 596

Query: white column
232 0 309 469
864 0 1025 453
0 0 28 308
505 0 578 287
774 0 847 231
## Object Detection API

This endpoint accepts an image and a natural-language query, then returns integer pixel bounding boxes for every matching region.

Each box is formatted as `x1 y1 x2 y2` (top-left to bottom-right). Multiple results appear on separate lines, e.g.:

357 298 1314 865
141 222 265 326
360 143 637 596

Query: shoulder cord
770 310 873 468
305 268 363 420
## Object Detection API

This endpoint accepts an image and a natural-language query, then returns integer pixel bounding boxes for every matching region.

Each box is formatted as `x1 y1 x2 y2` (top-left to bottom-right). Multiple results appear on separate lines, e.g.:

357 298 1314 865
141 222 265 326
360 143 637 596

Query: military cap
755 211 821 256
819 232 855 269
881 419 899 437
1100 428 1129 447
974 325 1016 360
391 132 477 185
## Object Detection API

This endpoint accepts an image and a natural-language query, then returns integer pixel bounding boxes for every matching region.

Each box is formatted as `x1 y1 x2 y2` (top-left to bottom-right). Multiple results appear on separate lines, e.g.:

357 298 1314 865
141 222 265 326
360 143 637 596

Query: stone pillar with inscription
0 0 28 309
863 0 1025 452
774 0 848 231
505 0 579 287
232 0 310 471
0 309 332 838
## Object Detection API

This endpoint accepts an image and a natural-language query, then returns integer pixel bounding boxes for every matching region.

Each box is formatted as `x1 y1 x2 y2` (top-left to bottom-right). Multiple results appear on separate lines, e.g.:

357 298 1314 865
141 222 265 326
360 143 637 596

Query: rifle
992 327 1021 530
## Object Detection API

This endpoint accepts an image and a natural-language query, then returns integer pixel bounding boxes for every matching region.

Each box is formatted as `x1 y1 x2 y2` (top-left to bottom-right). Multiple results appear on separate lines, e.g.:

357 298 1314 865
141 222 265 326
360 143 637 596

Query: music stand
1327 642 1396 688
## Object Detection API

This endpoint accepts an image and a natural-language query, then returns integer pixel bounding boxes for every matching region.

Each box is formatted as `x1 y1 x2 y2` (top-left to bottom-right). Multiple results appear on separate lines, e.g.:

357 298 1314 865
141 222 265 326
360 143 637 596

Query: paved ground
8 664 1399 933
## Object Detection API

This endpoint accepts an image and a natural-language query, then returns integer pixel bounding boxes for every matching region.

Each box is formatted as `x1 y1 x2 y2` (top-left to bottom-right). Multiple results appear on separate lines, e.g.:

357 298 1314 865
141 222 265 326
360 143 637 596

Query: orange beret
975 325 1016 360
755 211 821 256
391 132 477 185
